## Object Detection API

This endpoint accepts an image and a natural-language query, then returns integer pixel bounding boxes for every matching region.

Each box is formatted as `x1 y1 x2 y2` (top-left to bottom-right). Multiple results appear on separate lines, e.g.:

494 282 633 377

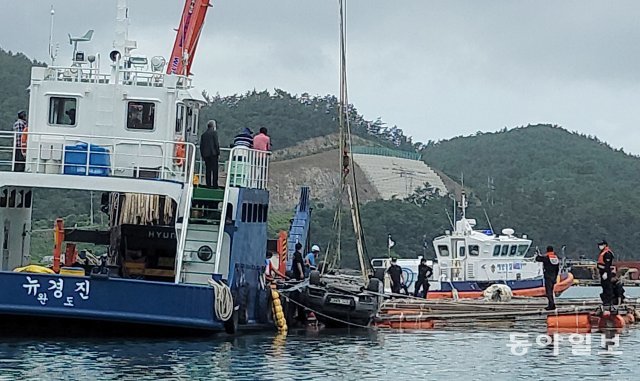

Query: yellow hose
271 289 287 333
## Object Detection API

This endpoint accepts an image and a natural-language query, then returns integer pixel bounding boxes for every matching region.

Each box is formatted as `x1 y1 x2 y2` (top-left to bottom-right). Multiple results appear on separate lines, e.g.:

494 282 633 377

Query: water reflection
0 286 638 380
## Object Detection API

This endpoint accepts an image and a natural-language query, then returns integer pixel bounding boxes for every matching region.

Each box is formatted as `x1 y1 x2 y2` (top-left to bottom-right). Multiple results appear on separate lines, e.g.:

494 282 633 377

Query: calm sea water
0 287 637 381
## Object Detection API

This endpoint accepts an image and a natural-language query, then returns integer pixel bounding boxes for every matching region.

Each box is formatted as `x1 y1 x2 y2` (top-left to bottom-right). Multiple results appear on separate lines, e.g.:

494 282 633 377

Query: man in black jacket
414 258 433 298
596 240 615 305
200 120 220 188
535 246 560 310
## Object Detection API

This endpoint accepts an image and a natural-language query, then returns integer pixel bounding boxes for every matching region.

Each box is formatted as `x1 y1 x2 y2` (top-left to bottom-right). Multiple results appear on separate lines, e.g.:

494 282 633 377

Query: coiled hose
208 278 234 322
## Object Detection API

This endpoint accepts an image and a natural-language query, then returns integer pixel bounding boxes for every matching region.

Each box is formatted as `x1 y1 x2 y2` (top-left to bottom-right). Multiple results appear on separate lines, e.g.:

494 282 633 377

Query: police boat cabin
372 192 574 298
0 0 273 334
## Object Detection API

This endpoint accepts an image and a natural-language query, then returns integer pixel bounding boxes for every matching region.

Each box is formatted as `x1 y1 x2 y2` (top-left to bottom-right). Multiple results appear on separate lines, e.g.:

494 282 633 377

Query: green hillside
422 125 640 259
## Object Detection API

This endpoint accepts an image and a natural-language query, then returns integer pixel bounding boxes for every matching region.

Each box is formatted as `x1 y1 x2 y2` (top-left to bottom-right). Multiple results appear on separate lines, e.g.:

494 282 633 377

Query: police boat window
48 97 77 126
127 101 155 130
509 245 518 256
175 104 185 133
493 245 501 256
469 245 480 256
438 245 450 256
517 245 529 256
459 246 466 257
501 245 509 256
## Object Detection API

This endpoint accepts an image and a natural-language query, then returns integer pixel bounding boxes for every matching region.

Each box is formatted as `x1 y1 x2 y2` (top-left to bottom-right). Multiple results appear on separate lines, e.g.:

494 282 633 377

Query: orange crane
167 0 212 76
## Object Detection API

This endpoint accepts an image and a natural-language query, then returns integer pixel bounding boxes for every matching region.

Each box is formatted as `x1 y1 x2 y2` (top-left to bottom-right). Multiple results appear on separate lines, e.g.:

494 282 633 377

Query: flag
388 235 395 249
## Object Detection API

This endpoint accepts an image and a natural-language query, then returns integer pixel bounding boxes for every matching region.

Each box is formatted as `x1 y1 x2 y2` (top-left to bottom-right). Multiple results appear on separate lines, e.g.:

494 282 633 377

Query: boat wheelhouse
0 0 274 334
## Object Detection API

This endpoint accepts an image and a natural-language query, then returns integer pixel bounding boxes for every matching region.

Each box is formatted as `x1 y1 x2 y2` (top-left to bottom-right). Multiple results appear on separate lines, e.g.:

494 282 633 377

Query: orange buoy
623 313 635 325
376 319 435 330
547 313 591 331
597 313 625 332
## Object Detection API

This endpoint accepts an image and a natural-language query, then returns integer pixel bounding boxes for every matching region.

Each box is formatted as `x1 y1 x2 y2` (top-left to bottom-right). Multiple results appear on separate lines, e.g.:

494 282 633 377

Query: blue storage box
63 142 111 176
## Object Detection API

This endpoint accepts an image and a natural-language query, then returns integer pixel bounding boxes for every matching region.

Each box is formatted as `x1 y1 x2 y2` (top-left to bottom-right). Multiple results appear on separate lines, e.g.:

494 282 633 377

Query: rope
281 292 372 329
207 278 234 322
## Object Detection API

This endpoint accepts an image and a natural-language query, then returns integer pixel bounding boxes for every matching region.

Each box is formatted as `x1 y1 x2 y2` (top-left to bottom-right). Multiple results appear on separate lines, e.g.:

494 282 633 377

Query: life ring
20 127 28 155
174 137 185 166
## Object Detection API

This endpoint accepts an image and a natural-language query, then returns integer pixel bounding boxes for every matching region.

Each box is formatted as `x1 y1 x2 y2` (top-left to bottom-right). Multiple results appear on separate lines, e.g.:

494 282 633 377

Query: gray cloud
2 1 640 152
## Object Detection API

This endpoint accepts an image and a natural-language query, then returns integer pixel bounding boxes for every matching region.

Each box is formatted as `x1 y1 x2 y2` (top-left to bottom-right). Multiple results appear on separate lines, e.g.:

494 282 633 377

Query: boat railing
41 66 193 89
193 147 270 190
0 131 196 185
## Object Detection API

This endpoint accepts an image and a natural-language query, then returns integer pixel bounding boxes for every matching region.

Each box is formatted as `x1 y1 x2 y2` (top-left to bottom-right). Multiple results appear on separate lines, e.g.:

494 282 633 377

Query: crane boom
167 0 211 76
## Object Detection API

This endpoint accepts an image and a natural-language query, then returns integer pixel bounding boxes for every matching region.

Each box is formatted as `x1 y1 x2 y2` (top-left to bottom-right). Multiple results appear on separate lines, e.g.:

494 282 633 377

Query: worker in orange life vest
535 246 560 310
596 240 615 305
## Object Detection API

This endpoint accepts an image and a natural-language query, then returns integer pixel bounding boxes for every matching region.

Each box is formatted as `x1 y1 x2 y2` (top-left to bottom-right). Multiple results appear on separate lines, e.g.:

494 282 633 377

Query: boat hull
0 271 229 333
426 273 574 300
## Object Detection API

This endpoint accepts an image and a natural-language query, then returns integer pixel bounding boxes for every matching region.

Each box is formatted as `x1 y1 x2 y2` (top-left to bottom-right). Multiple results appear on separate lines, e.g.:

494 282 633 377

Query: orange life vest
174 137 186 167
20 127 28 155
598 248 613 267
546 251 560 265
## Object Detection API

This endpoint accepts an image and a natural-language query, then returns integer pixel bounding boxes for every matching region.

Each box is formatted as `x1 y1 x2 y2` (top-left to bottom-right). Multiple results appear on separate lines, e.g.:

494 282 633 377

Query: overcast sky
2 1 640 152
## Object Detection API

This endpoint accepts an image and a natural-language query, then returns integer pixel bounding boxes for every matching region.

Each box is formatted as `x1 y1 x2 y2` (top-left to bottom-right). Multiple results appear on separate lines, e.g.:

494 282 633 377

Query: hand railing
0 131 195 185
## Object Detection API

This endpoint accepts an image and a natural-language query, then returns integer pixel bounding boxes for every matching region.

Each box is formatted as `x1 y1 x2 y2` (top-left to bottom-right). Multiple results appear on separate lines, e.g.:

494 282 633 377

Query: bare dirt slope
268 149 380 211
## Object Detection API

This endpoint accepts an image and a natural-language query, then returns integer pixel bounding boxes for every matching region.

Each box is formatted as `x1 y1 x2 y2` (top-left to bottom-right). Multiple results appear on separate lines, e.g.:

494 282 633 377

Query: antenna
48 5 57 65
445 208 454 229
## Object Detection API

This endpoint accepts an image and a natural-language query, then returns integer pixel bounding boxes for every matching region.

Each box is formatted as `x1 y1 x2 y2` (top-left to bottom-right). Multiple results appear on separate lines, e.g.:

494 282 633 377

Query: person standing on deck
13 110 27 172
200 120 220 188
233 127 254 148
414 258 433 298
535 246 560 310
291 242 305 281
253 127 271 151
265 251 286 283
304 245 320 277
387 258 404 295
596 240 615 305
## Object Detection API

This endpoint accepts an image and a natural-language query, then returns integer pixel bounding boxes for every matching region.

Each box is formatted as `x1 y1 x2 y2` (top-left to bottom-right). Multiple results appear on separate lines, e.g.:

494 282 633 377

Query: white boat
0 0 276 335
372 192 574 298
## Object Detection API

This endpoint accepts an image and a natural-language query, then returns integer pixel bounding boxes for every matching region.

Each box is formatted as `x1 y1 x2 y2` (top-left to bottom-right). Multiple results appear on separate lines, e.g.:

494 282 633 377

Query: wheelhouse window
49 97 77 126
438 245 450 257
469 245 480 256
459 246 466 257
501 245 509 256
127 101 155 130
509 245 518 256
517 245 529 256
493 245 501 256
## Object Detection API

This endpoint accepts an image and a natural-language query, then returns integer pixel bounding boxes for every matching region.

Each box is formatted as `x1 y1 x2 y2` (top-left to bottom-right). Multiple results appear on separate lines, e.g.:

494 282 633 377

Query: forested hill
422 125 640 259
0 50 39 131
199 90 415 151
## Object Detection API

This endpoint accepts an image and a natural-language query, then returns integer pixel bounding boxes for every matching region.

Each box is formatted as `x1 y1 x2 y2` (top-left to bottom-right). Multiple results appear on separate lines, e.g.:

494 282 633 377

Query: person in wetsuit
535 246 560 310
414 258 433 298
596 240 615 305
387 258 404 294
